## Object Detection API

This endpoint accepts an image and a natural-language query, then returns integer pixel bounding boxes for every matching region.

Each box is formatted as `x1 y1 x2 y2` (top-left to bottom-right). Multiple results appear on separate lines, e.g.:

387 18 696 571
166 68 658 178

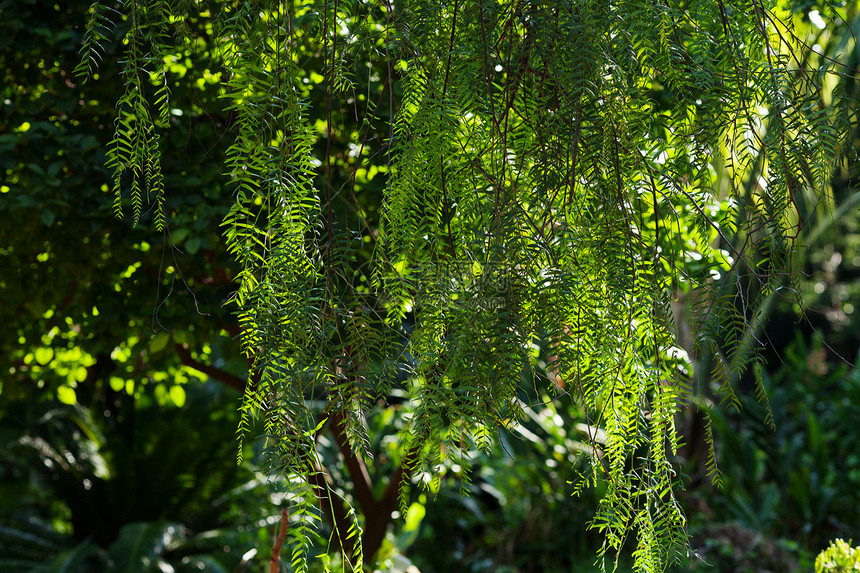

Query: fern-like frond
87 0 856 570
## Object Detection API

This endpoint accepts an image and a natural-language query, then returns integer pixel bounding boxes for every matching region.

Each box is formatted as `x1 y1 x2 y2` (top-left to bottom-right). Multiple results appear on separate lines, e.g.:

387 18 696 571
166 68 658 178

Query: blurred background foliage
1 0 860 571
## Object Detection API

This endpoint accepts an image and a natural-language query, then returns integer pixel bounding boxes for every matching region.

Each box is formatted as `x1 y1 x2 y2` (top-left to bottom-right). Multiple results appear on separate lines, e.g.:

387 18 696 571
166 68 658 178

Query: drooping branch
85 1 855 570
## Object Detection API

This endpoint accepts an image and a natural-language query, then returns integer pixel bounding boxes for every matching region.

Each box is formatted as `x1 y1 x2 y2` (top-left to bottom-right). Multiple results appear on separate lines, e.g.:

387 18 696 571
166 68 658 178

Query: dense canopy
3 0 857 571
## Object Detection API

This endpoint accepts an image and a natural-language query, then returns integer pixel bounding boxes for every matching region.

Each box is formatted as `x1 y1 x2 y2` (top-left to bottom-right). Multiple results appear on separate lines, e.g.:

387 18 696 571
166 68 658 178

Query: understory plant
816 539 860 573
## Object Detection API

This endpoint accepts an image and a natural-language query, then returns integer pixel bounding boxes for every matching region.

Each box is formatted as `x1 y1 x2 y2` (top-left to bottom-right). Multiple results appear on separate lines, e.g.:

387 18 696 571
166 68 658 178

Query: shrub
815 539 860 573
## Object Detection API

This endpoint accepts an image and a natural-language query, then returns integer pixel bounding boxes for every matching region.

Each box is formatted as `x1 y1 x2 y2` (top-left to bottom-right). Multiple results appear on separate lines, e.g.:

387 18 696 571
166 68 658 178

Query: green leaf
30 540 103 573
34 347 54 364
150 333 171 354
38 209 56 227
72 366 87 382
169 385 186 408
185 237 201 254
56 386 76 405
171 228 190 245
403 502 426 533
47 161 64 178
108 521 181 573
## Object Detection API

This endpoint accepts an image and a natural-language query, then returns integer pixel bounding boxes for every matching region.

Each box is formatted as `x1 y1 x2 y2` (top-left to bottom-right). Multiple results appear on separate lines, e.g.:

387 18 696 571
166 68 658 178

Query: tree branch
329 410 421 563
331 412 375 515
174 343 246 392
269 508 289 573
360 446 419 562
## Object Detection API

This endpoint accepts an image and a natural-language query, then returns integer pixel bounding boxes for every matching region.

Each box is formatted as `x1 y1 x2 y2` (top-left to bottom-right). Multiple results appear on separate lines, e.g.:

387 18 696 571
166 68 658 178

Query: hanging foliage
79 0 856 570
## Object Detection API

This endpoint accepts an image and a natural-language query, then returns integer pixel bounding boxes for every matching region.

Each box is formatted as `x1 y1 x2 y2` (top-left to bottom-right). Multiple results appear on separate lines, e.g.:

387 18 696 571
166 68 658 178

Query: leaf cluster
74 0 856 571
